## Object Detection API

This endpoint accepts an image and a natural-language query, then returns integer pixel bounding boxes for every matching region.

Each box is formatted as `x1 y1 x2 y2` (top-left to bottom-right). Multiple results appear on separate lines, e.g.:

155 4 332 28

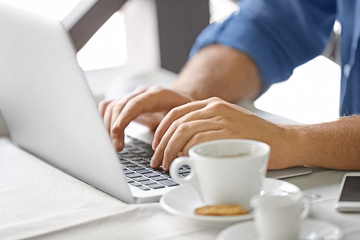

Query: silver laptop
0 4 311 204
0 3 180 203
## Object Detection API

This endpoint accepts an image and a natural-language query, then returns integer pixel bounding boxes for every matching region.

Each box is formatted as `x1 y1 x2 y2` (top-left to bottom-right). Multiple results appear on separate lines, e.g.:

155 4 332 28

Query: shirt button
344 64 351 77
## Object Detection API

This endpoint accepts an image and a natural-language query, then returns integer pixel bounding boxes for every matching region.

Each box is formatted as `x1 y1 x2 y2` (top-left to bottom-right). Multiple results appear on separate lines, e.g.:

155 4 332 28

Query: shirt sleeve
189 0 337 90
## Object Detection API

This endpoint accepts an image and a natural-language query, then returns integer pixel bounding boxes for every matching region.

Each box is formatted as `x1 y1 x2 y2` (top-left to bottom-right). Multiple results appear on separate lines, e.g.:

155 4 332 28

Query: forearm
277 116 360 170
169 44 263 103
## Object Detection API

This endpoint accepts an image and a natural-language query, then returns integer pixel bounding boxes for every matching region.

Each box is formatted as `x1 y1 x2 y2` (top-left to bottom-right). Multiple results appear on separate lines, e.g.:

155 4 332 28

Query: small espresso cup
250 191 311 240
169 139 270 210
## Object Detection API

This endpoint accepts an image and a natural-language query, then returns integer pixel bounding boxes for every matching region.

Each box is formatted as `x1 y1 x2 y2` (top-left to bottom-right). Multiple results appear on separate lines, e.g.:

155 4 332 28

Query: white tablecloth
1 137 360 240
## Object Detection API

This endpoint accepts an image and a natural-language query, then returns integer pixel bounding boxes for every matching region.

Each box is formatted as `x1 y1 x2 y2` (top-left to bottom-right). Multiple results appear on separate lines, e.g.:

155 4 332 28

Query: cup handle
169 156 198 189
300 196 311 219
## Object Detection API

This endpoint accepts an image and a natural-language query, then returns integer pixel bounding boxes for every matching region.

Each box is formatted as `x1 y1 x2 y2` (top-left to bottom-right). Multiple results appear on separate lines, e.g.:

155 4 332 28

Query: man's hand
99 85 192 152
150 97 289 170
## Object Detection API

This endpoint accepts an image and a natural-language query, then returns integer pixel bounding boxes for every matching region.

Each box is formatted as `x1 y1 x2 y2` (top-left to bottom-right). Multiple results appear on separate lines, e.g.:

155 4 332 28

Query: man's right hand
99 85 192 152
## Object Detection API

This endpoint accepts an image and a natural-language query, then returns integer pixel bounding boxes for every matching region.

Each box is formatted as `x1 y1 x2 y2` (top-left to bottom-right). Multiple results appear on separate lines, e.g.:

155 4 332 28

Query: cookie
195 204 249 216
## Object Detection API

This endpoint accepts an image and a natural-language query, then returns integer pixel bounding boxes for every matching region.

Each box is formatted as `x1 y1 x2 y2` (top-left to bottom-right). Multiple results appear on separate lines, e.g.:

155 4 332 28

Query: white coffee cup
169 139 270 210
250 191 311 240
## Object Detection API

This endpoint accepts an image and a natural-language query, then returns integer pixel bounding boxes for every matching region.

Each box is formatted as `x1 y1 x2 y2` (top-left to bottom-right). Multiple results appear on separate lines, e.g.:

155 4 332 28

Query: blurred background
0 0 341 124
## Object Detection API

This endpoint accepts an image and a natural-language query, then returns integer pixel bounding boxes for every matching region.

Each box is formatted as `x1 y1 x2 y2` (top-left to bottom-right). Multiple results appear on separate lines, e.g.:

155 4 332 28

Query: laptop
0 3 179 203
0 4 311 204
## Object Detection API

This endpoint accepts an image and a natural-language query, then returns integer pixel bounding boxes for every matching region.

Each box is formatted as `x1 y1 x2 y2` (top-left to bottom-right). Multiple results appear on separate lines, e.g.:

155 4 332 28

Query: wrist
266 124 306 169
167 85 195 102
169 60 213 101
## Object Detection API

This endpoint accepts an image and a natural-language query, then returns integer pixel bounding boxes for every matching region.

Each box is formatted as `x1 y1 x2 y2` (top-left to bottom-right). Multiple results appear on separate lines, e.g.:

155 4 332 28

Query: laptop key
123 169 133 174
139 186 151 191
162 171 170 177
118 153 136 158
133 176 149 182
138 160 149 164
139 153 153 158
126 178 134 183
142 180 157 186
132 149 146 154
148 183 165 189
130 157 143 162
144 172 160 178
124 163 137 167
139 161 151 167
119 160 131 165
121 136 180 190
128 165 144 171
151 176 168 181
159 179 179 187
130 181 142 187
136 168 152 174
126 173 141 178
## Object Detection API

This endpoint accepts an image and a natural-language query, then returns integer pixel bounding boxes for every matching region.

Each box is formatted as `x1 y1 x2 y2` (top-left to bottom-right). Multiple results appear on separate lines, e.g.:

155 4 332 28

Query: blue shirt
190 0 360 116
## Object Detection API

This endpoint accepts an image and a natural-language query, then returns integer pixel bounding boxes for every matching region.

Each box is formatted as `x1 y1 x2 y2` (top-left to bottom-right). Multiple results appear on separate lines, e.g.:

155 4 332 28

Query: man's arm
150 98 360 171
101 43 263 151
170 44 262 102
188 0 337 91
103 0 339 162
284 116 360 170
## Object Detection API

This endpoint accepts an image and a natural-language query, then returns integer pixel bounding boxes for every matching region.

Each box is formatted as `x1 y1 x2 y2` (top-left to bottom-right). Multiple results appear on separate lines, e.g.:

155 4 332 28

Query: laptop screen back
0 3 133 203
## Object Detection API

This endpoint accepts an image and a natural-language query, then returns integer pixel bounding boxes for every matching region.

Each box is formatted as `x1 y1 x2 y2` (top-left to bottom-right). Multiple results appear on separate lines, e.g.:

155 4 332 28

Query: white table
1 67 360 240
1 137 360 240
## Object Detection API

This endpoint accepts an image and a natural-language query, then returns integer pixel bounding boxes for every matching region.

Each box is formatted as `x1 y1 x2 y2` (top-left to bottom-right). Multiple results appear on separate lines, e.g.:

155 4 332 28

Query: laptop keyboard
118 136 190 191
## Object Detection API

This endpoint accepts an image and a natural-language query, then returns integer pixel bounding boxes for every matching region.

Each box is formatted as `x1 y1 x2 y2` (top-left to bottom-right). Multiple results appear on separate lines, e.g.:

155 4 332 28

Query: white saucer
217 219 343 240
160 178 300 223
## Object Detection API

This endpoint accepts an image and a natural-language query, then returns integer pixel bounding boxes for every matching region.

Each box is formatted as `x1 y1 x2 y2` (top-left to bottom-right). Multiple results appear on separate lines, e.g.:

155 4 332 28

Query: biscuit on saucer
195 204 249 216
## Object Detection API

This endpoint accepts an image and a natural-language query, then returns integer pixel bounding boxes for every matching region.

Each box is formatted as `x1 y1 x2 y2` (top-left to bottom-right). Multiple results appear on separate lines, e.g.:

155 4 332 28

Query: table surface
1 137 360 240
1 67 359 240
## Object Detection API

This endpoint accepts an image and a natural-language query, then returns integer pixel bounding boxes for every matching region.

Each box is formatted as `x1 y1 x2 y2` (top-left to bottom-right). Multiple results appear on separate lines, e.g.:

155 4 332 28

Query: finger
151 109 216 169
111 88 187 136
134 112 166 133
182 129 227 155
103 100 116 133
152 100 209 150
109 87 150 132
153 97 224 149
110 95 155 151
109 98 127 139
99 100 112 118
159 119 222 170
105 88 149 151
111 88 191 152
